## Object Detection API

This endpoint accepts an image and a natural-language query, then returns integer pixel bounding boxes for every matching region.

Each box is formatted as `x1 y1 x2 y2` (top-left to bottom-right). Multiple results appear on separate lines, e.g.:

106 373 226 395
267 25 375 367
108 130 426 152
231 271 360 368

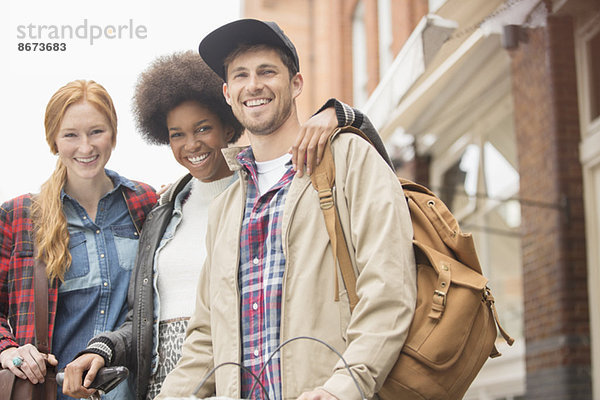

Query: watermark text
16 19 147 45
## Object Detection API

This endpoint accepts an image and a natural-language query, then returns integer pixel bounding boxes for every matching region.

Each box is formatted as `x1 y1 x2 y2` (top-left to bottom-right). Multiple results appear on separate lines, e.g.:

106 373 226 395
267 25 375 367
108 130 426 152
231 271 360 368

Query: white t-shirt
255 153 293 196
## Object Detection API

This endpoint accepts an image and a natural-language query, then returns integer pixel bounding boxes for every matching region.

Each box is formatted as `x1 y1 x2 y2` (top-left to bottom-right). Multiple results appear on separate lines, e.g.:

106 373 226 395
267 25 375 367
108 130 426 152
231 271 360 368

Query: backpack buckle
428 290 447 320
318 188 334 210
434 290 447 306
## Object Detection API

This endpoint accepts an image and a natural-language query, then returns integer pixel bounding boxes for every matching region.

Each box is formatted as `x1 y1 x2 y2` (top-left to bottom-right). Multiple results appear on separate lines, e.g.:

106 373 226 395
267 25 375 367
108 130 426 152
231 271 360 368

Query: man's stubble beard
234 95 294 137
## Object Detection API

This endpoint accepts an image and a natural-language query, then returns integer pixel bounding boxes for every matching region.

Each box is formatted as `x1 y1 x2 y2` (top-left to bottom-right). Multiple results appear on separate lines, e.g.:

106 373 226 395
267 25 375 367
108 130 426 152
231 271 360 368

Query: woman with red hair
0 80 158 400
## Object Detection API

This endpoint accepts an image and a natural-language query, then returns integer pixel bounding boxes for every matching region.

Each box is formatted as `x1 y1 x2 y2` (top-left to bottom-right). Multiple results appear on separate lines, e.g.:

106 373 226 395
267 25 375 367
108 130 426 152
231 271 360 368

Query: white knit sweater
156 176 234 321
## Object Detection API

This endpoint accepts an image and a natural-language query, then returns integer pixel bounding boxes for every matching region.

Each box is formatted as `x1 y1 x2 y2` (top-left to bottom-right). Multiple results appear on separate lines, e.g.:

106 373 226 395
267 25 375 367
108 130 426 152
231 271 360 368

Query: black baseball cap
198 19 300 81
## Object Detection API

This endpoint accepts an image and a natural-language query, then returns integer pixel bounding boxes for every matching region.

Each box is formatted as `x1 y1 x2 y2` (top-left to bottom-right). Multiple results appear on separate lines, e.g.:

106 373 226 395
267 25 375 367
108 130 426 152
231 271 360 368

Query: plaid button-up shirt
0 176 157 353
237 148 295 400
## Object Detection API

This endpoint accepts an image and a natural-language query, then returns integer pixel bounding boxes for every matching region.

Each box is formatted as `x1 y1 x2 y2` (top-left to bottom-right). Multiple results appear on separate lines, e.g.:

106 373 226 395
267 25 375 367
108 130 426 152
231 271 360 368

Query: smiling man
156 19 417 400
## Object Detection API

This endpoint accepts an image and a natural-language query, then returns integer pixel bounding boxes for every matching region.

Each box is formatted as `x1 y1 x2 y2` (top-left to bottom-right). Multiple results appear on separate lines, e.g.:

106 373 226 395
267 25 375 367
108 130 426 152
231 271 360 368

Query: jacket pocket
111 224 139 271
65 232 90 280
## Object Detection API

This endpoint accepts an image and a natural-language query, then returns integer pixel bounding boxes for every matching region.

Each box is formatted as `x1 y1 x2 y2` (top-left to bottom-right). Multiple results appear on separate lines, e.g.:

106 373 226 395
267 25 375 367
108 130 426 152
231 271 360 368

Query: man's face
223 47 302 136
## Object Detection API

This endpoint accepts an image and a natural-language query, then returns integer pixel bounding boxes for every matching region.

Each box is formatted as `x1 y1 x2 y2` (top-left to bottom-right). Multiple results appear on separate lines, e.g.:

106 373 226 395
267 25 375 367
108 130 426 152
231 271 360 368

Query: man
157 19 416 400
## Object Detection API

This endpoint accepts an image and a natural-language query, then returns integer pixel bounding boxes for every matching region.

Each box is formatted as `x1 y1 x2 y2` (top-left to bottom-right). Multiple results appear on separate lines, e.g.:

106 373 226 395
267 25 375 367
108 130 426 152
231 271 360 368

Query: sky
0 0 242 202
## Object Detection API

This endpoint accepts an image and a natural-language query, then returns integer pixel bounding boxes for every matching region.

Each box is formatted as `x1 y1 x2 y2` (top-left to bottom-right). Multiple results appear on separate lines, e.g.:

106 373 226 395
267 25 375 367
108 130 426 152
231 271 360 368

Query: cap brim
199 19 293 81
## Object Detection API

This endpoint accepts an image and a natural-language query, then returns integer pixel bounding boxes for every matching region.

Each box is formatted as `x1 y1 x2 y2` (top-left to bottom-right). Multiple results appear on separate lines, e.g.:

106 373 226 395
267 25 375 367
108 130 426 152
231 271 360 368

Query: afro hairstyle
132 50 243 145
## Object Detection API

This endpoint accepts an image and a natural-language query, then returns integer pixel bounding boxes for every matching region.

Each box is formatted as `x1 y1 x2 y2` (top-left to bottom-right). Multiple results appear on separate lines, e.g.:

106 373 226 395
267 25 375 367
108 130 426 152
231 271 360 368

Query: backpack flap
414 241 488 291
402 180 483 275
403 241 492 371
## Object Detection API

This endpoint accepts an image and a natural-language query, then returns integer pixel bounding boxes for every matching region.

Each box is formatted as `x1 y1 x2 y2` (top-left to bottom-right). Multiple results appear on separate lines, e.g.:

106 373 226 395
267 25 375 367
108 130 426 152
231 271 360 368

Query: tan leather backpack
311 127 514 400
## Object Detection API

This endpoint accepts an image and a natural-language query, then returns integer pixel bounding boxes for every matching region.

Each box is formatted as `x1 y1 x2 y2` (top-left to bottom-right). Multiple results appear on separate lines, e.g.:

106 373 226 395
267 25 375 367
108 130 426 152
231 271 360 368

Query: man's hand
297 388 339 400
0 344 57 384
62 353 105 398
291 107 337 178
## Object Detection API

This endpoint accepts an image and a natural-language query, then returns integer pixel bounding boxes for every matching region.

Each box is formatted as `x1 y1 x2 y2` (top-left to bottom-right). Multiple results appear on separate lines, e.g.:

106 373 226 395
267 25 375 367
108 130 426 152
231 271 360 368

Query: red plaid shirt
0 182 157 353
237 148 295 400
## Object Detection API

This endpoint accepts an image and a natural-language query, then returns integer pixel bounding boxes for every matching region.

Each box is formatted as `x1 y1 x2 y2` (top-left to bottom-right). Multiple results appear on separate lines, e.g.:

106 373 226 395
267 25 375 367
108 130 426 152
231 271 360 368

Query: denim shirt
53 170 137 400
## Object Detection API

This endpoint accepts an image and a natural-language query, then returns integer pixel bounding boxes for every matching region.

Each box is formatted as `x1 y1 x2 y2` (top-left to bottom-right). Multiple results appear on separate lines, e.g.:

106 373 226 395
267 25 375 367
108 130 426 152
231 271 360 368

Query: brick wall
509 15 591 399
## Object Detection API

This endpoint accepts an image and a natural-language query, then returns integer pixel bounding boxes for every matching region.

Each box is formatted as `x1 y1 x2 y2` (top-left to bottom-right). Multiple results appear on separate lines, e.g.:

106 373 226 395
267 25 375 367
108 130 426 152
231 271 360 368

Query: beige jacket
157 133 417 400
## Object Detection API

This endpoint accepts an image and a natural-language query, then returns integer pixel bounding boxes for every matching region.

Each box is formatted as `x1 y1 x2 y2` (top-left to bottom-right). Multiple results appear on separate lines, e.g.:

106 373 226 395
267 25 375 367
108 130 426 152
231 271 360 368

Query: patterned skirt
146 317 189 400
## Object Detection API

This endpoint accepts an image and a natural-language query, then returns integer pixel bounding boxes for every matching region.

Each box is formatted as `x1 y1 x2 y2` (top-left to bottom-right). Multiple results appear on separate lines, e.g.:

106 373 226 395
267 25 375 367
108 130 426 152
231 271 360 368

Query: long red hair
32 80 117 281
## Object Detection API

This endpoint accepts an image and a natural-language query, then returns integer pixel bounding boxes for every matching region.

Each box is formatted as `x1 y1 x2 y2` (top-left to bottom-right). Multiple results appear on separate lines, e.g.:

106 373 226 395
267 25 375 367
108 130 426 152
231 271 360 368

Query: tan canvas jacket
157 133 417 400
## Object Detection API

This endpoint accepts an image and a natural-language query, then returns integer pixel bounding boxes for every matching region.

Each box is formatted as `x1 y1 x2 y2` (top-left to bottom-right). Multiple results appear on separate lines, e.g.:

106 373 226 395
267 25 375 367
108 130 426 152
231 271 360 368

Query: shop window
428 0 447 12
378 0 394 78
588 30 600 121
484 142 520 202
440 144 479 216
352 1 369 107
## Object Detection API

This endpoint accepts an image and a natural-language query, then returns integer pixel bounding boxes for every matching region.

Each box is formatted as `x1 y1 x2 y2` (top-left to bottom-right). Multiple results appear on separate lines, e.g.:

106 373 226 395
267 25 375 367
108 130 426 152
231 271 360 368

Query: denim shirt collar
60 169 136 201
170 178 193 220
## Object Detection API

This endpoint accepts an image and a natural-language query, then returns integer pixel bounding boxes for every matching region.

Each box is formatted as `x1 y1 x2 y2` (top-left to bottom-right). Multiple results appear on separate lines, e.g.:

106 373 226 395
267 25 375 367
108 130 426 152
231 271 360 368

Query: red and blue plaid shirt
237 148 295 400
0 180 157 353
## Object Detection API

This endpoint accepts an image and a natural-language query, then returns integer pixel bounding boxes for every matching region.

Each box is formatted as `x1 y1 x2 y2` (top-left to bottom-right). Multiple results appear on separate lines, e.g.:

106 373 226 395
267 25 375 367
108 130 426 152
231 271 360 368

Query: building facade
243 0 599 398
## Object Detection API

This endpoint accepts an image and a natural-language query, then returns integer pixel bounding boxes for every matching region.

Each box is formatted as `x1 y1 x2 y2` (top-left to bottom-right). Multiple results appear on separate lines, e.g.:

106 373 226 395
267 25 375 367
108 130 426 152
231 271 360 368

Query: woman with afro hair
63 51 390 400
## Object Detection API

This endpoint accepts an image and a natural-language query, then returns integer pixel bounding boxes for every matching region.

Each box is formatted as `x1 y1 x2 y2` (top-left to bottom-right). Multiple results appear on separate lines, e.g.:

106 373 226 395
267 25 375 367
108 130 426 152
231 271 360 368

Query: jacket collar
159 173 193 206
222 145 249 172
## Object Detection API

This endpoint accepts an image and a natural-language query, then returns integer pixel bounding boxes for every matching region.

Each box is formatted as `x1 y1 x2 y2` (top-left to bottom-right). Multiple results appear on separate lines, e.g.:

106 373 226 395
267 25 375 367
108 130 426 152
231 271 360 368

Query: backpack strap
484 289 515 346
310 127 369 312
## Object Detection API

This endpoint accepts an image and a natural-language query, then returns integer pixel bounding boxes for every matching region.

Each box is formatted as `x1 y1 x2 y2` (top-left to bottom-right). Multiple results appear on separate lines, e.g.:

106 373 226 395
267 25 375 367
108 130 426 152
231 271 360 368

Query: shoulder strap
310 127 367 312
33 238 50 354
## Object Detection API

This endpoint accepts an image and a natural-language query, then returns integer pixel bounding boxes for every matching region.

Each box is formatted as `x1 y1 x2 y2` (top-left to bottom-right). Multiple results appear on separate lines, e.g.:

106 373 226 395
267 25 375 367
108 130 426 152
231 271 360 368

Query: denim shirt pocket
111 224 139 271
65 232 91 280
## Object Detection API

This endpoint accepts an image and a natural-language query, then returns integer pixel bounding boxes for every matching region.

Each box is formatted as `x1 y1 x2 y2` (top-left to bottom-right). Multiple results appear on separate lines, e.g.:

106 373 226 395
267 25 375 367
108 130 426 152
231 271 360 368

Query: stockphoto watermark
16 19 148 52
